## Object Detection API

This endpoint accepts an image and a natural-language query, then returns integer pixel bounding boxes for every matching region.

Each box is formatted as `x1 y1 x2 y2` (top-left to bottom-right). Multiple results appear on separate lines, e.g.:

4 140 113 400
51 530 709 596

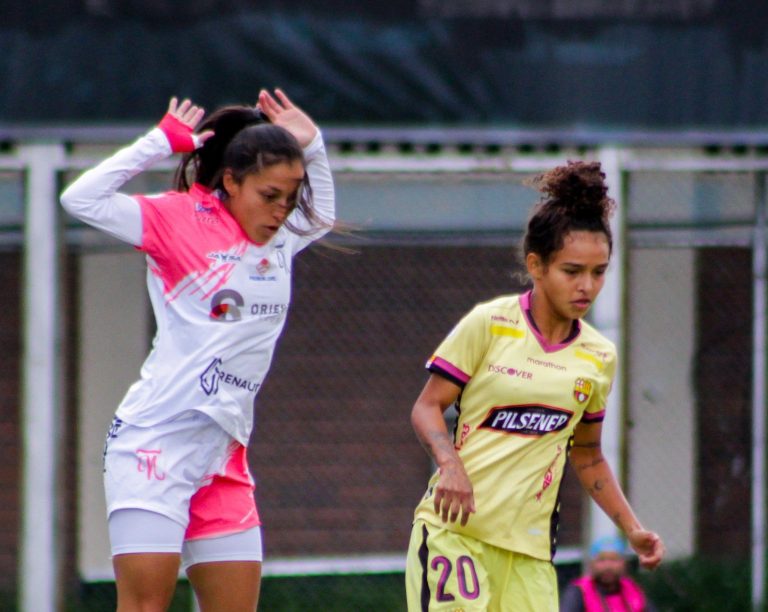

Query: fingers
273 88 294 109
160 97 211 153
192 130 215 148
257 88 296 118
167 97 206 129
433 490 476 526
257 89 282 120
631 531 665 570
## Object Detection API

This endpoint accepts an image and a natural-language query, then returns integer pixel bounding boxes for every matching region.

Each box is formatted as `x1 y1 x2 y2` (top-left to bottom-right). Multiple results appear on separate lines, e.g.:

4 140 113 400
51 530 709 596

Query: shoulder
137 189 191 209
575 320 617 364
471 294 523 316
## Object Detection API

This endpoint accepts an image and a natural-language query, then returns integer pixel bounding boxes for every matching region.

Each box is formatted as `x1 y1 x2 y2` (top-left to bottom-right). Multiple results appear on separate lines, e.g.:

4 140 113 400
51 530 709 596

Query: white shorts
108 509 263 570
103 409 261 551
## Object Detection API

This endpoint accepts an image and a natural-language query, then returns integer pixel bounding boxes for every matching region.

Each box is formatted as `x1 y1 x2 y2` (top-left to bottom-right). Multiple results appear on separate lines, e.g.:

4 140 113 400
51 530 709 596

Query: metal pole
18 143 64 612
588 146 625 544
752 173 767 611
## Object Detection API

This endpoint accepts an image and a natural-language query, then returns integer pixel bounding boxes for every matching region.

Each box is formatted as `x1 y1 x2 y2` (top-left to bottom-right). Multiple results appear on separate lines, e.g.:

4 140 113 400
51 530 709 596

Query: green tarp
3 1 768 128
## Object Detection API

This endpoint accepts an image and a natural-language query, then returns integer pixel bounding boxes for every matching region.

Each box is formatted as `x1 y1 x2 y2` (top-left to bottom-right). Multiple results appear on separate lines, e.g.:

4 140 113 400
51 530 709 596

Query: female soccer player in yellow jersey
405 161 665 611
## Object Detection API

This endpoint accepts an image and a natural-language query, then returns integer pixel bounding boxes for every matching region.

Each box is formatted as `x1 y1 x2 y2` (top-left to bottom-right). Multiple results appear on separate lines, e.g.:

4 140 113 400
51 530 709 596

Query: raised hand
257 89 318 148
158 97 214 153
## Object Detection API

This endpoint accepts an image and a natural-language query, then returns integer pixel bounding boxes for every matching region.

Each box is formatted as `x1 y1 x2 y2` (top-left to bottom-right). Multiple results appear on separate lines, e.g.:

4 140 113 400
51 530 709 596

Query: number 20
431 555 480 602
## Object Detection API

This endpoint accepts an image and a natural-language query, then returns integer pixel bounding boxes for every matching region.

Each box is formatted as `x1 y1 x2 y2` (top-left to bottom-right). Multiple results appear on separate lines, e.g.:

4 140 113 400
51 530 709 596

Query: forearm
569 448 643 534
411 400 461 470
301 131 335 230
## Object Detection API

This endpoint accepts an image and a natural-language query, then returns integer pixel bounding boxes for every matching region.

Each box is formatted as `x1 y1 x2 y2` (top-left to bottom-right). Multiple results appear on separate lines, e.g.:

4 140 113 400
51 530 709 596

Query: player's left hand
627 528 665 570
257 88 318 148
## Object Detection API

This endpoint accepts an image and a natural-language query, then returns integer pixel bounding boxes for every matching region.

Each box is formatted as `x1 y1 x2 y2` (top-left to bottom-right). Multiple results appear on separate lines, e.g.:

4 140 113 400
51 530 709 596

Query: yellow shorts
405 520 558 612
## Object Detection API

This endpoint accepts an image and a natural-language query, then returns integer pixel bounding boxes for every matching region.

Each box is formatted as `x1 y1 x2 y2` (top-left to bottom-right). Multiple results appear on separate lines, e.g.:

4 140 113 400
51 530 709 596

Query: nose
272 201 290 221
578 273 593 293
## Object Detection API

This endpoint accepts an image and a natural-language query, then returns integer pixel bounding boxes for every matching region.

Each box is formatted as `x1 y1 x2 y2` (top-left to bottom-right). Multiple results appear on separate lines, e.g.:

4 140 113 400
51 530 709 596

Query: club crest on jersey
573 377 592 404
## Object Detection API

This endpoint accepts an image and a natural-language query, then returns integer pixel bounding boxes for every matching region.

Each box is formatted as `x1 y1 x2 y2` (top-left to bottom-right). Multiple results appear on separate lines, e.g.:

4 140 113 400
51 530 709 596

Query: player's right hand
158 97 214 153
433 460 476 526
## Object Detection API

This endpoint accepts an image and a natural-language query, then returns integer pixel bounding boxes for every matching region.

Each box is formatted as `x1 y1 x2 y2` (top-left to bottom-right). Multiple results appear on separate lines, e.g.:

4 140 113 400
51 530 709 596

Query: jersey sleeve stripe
426 355 470 387
580 409 606 423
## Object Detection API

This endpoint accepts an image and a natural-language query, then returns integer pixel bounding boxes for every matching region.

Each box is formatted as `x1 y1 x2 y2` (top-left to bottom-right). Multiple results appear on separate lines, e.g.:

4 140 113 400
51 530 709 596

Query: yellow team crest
573 377 592 404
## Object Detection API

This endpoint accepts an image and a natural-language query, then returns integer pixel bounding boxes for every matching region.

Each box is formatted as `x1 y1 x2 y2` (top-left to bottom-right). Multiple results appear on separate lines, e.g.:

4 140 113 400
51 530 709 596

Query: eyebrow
561 262 609 268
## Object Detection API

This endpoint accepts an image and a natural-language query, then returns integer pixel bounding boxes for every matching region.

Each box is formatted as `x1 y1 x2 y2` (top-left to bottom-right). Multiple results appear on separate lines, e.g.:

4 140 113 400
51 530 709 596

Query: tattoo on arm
574 456 606 473
572 441 601 449
423 430 455 459
587 479 605 495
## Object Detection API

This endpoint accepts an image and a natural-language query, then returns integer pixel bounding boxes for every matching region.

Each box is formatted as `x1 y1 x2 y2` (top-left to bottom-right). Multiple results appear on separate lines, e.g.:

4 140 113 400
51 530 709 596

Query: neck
528 290 575 344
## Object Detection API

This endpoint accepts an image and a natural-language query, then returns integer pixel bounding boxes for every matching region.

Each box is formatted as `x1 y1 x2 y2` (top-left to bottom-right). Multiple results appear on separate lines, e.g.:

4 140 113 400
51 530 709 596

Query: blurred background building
1 1 767 610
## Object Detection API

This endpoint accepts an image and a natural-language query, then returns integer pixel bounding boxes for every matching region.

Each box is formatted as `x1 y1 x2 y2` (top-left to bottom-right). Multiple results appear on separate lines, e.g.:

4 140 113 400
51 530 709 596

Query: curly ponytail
523 161 616 264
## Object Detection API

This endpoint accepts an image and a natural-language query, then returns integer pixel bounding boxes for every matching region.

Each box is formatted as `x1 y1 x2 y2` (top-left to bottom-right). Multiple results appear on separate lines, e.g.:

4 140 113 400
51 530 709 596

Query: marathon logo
479 405 572 437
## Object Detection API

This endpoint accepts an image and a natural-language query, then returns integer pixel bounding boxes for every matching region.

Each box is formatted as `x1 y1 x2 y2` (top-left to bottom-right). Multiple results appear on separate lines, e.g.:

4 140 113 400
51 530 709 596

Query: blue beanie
589 534 627 558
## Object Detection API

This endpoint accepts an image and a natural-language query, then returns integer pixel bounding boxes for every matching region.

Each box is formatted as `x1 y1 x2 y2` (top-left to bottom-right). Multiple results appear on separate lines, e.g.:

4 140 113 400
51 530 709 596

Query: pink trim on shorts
185 442 261 541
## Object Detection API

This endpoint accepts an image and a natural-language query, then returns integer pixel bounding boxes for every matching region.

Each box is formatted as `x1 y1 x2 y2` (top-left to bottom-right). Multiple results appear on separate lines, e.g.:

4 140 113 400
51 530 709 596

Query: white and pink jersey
62 127 335 445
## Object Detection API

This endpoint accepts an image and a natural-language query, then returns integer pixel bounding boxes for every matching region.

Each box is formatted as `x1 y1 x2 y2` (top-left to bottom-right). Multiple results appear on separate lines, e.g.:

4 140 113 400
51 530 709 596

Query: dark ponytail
173 106 267 191
523 161 616 264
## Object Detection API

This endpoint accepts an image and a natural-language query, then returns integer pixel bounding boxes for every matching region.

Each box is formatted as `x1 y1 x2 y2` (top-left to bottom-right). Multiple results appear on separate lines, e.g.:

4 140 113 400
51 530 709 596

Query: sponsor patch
479 405 572 436
490 324 525 338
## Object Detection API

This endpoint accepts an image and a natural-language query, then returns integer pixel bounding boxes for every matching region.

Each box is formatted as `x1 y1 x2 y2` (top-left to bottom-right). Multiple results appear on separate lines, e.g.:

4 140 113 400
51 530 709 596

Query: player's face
222 159 305 244
532 230 611 321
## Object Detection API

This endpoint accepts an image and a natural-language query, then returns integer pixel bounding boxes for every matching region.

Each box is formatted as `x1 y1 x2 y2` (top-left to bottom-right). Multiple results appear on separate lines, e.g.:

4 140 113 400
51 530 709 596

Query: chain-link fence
0 143 766 610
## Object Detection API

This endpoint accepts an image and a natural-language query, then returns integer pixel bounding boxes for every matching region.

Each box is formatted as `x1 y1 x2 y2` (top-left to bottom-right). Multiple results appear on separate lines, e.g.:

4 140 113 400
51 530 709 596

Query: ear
222 169 237 197
526 252 544 280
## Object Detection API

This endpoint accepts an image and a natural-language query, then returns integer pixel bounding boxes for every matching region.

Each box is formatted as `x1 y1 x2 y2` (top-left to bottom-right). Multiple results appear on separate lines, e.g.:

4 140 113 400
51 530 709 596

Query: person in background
560 534 658 612
61 89 334 611
404 161 664 611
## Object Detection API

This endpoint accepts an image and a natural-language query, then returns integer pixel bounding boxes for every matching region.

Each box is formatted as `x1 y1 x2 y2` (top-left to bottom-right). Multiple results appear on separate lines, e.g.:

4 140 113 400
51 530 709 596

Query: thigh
184 526 263 611
113 552 181 611
109 509 185 610
496 552 558 612
182 526 263 571
405 520 489 612
187 561 261 612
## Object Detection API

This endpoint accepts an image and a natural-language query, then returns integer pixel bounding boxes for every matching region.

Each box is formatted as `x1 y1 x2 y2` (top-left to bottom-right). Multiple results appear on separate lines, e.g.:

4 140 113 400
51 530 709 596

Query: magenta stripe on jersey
428 356 471 385
581 409 606 423
139 184 250 300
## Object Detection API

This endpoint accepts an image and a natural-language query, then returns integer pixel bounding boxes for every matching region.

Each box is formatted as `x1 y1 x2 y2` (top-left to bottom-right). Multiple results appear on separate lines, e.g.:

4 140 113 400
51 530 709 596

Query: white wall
77 251 149 580
627 248 696 558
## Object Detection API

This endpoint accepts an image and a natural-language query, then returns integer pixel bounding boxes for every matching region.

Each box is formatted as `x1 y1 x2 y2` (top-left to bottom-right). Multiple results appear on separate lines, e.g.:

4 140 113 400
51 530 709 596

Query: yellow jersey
413 291 616 561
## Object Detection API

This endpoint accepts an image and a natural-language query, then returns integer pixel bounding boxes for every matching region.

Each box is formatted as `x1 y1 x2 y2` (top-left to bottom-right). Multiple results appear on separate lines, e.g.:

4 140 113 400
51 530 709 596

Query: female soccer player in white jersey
61 90 334 611
405 161 665 611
